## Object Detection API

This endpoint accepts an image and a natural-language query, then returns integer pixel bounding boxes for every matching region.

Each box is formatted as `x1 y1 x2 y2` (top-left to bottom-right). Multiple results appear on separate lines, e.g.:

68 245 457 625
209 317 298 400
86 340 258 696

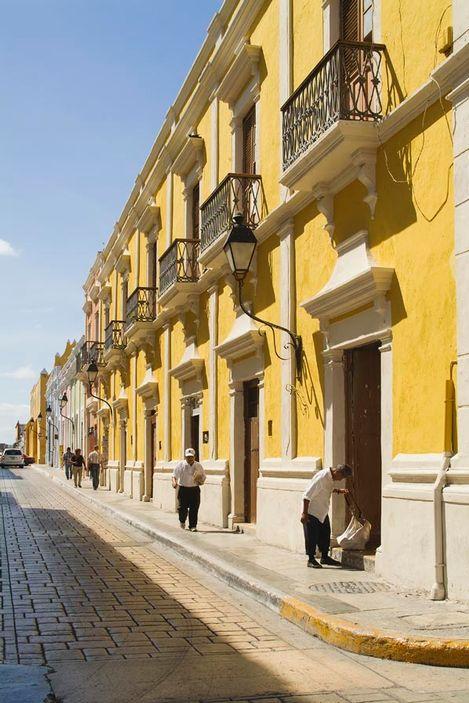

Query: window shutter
242 107 256 174
341 0 361 42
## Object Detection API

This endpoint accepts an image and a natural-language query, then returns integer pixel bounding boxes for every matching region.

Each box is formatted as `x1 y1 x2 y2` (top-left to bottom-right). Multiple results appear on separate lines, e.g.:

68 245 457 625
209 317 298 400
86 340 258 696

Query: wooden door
243 380 259 523
190 413 200 461
149 414 156 499
345 343 381 548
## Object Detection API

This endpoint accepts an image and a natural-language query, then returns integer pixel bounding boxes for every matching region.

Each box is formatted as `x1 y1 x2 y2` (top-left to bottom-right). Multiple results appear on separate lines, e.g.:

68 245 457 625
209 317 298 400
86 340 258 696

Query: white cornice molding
301 230 394 322
137 197 160 234
217 40 262 106
170 337 205 386
172 135 206 179
136 367 159 404
82 300 92 315
115 250 131 275
98 284 112 303
215 311 264 363
89 284 100 304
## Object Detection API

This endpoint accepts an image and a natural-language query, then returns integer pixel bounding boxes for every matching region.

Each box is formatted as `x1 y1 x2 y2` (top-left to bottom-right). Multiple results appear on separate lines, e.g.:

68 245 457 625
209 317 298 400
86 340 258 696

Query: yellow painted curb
281 597 469 667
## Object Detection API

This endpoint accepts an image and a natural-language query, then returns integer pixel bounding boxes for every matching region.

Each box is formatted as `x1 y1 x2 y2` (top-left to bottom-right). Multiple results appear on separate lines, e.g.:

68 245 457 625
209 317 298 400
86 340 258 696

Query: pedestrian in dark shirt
62 447 73 480
71 448 86 488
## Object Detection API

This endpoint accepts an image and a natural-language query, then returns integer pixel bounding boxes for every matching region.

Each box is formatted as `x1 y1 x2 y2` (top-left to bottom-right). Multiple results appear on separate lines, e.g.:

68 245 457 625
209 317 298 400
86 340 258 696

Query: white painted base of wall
107 462 119 493
257 476 311 553
153 469 178 512
123 467 133 498
442 483 469 601
198 474 230 528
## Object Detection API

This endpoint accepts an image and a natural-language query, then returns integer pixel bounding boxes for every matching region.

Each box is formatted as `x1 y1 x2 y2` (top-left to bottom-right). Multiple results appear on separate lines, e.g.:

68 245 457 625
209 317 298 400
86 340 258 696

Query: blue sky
0 0 221 442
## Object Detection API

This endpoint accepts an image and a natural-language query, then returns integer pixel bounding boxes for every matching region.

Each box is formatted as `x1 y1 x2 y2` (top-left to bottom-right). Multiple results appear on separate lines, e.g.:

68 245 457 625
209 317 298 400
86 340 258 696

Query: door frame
322 303 392 549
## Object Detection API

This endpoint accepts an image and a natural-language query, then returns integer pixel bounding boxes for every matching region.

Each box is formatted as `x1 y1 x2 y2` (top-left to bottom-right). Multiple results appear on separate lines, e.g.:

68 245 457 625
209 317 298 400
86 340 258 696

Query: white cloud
0 238 19 257
0 402 29 444
0 364 36 380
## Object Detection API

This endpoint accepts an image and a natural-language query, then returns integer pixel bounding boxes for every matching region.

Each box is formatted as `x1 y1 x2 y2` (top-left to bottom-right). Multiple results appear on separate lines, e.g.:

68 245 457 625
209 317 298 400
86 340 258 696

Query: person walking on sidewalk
301 464 353 569
88 448 101 491
71 448 86 488
62 447 73 481
172 448 206 532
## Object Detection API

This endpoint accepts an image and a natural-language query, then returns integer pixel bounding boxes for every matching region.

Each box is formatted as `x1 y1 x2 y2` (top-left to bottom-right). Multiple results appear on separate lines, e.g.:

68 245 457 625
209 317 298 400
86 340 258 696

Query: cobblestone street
1 466 469 703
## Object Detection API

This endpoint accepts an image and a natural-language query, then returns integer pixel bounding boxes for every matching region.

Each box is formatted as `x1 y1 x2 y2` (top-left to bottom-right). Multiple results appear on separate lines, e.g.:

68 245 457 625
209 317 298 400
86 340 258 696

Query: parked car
23 454 35 465
0 448 24 468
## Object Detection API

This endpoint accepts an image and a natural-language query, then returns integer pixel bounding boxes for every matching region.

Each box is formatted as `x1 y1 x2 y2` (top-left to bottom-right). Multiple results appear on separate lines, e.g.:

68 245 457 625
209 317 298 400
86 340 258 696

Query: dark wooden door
149 414 156 499
345 343 381 548
244 380 259 523
190 414 200 461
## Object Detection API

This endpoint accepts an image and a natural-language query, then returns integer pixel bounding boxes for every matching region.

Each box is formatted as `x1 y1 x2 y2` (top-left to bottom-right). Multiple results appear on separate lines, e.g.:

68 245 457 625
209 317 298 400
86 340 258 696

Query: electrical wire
376 3 454 222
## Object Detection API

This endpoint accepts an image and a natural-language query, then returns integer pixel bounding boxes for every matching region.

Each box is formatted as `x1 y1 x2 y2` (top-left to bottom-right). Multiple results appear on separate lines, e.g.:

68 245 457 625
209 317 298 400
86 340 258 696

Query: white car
1 448 24 468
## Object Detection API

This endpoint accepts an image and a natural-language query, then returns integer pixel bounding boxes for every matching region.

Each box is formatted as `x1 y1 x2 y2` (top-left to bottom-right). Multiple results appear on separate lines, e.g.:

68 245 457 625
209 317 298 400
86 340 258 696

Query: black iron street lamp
223 214 303 380
86 361 113 416
46 405 59 439
59 392 75 433
28 417 41 438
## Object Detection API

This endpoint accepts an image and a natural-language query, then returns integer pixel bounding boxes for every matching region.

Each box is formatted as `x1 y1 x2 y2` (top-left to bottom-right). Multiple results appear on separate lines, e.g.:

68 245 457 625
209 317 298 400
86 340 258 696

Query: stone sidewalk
34 465 469 667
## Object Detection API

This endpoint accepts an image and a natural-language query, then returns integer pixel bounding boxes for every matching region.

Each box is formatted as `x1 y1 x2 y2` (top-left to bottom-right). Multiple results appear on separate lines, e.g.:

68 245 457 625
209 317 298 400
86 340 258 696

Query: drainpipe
430 451 451 600
431 366 457 600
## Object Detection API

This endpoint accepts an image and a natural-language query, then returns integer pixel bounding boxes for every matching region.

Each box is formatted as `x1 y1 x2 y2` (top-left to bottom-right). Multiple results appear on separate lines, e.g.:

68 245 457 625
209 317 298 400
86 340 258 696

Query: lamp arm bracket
238 280 303 380
88 385 113 417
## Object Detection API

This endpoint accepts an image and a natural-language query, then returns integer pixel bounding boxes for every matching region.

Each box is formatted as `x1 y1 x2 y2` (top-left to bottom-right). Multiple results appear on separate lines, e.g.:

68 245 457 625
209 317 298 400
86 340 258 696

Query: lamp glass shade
46 405 52 415
37 412 42 421
223 215 257 282
59 393 67 409
87 361 98 385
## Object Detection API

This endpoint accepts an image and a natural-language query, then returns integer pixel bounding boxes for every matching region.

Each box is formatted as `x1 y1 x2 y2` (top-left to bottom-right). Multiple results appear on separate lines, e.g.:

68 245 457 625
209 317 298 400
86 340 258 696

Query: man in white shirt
301 464 352 569
88 448 101 491
172 448 206 531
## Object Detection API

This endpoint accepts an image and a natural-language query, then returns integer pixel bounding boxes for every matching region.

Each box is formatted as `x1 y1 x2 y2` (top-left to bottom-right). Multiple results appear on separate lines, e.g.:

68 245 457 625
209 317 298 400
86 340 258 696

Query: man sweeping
301 464 353 569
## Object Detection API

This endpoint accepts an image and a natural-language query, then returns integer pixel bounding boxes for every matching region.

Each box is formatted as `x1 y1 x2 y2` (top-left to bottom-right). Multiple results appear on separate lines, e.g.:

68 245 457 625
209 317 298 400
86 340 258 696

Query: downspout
430 364 457 601
430 451 450 600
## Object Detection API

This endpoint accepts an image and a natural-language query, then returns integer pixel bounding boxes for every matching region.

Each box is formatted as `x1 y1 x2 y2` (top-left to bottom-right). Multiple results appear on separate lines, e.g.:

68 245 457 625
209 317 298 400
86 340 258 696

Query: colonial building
76 0 468 600
25 369 48 464
57 339 86 455
45 341 75 467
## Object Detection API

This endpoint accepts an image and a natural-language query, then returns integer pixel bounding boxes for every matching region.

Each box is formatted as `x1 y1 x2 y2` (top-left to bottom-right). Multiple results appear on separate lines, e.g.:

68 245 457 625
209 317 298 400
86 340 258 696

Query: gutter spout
430 452 451 601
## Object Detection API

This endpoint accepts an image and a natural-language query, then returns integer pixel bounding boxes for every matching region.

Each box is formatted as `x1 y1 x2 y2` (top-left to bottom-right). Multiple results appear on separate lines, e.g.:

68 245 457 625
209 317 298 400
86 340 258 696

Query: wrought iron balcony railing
200 173 263 253
281 40 385 170
104 320 126 351
159 239 200 296
124 287 157 331
76 341 105 375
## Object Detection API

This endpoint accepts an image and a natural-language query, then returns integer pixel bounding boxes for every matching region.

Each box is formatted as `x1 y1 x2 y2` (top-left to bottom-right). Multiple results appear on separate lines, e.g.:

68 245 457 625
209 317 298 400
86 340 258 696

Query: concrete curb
33 466 469 668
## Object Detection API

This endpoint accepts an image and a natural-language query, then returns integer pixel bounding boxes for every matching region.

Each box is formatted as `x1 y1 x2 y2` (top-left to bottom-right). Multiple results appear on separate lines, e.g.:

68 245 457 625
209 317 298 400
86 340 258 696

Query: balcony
158 238 200 308
199 173 264 266
280 40 385 192
103 320 126 364
75 341 104 381
124 286 157 344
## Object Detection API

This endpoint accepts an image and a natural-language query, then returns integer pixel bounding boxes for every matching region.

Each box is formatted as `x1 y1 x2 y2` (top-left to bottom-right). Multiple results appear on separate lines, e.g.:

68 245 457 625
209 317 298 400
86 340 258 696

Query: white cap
185 448 195 457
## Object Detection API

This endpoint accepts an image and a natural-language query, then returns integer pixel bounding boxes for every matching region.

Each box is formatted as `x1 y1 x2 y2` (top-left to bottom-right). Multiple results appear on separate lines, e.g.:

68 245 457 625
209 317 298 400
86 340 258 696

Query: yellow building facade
78 0 469 599
25 369 48 464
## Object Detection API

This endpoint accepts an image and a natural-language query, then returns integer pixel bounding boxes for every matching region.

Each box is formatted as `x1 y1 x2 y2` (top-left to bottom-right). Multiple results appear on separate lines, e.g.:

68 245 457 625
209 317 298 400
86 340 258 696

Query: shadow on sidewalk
0 473 298 703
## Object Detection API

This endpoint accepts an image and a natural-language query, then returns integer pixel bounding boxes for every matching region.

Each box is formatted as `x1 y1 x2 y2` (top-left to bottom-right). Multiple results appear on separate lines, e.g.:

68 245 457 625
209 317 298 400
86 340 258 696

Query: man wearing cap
300 464 353 569
172 448 206 532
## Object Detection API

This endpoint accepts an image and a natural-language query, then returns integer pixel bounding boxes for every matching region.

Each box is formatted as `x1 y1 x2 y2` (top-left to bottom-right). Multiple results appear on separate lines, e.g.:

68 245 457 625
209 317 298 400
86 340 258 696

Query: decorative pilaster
163 322 171 462
278 219 297 461
228 380 244 528
208 284 219 460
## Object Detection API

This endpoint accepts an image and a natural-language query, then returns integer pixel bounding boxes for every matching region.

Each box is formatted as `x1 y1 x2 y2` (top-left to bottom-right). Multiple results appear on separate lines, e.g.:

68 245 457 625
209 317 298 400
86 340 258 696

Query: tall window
94 311 99 341
121 278 128 320
191 181 200 239
148 240 157 288
242 106 256 174
104 304 110 328
340 0 373 42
